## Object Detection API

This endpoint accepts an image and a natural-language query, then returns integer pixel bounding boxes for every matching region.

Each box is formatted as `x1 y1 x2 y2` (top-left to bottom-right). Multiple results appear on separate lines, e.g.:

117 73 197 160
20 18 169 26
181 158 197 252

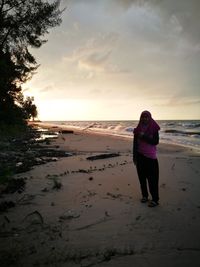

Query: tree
0 0 63 124
23 96 38 121
0 50 27 124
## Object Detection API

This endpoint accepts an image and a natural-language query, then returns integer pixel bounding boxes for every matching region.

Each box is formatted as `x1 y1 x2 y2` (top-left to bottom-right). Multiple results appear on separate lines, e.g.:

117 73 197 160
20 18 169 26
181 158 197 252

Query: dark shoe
148 200 159 207
140 197 148 203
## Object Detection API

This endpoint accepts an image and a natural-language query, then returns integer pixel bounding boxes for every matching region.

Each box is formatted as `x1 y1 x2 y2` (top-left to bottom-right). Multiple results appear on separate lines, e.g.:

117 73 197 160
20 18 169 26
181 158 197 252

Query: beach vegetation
47 174 62 190
0 166 13 184
0 0 63 129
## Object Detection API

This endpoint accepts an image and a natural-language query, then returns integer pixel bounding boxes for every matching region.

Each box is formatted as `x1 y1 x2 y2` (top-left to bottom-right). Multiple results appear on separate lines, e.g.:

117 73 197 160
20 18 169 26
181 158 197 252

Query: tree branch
0 26 12 49
0 0 5 14
2 0 27 14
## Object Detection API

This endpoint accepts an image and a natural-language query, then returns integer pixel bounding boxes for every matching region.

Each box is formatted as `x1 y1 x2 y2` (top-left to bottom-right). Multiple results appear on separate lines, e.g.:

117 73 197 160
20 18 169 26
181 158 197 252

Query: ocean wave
42 120 200 150
164 129 200 136
178 122 200 128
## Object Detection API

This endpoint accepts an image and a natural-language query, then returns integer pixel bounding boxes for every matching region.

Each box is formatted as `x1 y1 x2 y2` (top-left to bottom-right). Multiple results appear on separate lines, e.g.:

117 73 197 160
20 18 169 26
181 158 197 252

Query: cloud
64 32 118 61
63 32 122 73
114 0 200 43
155 95 200 107
78 51 111 71
28 0 200 120
39 85 55 93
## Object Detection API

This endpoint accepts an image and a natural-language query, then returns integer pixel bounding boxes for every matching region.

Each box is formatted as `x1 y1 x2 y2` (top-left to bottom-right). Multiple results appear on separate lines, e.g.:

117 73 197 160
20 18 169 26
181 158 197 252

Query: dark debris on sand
0 201 15 213
0 126 73 196
86 153 120 161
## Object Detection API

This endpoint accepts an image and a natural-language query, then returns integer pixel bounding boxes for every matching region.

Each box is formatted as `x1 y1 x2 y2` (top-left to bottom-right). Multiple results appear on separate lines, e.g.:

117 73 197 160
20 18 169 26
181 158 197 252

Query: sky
23 0 200 121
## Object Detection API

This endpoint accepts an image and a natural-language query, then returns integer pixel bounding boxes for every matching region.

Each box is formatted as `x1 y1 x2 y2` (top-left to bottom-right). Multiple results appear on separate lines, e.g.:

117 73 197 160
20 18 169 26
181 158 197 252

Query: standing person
133 111 160 207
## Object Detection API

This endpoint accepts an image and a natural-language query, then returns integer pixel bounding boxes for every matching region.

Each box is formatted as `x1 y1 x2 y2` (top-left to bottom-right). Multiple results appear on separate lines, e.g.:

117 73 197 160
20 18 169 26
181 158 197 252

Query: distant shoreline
29 121 200 155
29 120 200 154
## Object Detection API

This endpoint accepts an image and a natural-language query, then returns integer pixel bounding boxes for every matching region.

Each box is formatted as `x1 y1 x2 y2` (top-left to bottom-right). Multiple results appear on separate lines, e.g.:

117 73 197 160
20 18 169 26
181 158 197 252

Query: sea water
42 120 200 151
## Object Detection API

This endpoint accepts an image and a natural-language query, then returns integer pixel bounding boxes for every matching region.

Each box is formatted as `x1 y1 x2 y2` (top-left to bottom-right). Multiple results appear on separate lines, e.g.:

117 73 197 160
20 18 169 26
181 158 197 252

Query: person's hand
139 132 144 138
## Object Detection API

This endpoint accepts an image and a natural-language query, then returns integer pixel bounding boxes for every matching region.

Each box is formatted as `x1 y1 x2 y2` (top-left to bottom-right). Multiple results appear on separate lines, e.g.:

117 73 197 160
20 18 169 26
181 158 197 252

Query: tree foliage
0 0 63 125
23 96 38 120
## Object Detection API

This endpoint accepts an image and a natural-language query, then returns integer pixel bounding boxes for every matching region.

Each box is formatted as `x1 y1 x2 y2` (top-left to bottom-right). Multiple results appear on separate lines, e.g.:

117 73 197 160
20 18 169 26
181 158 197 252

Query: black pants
136 153 159 202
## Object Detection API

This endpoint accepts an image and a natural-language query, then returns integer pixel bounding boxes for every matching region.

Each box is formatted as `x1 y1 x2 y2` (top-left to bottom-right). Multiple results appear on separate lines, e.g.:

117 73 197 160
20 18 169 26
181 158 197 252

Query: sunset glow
23 0 200 120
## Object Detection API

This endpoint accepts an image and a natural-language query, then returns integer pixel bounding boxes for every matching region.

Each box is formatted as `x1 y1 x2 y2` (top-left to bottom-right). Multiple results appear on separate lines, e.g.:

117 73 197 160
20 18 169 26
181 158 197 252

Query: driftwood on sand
86 153 120 161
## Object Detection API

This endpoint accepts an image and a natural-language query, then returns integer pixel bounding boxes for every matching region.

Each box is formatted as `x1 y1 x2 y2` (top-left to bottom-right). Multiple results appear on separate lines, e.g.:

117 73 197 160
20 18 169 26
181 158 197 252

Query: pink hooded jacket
134 111 160 159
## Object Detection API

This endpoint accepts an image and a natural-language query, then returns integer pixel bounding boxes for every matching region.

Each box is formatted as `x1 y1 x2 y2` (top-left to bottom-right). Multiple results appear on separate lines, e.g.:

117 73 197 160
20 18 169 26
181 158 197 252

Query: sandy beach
0 123 200 267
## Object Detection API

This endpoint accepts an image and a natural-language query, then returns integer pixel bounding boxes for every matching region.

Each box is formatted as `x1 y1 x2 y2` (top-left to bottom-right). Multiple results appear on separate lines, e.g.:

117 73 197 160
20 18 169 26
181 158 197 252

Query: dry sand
0 123 200 267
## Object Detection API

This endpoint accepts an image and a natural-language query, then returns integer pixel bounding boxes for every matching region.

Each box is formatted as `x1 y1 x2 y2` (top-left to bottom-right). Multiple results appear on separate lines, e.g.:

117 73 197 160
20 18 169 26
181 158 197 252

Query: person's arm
141 131 159 145
133 135 138 165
